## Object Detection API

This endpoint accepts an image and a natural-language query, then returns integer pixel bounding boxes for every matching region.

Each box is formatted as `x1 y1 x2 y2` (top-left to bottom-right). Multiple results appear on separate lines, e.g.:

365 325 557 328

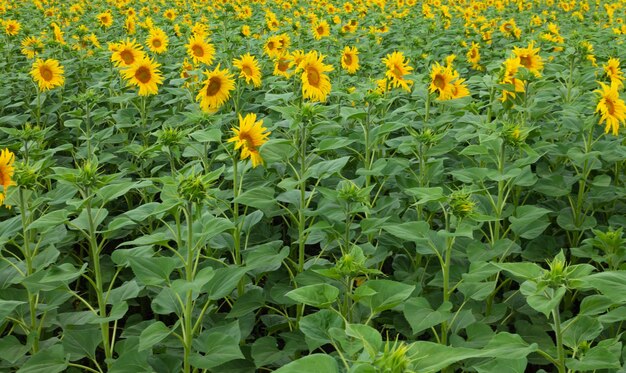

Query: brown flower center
152 39 162 48
206 77 221 96
343 53 353 65
135 66 152 83
606 98 616 115
192 44 205 57
40 66 53 81
519 55 531 68
120 49 134 65
307 67 320 86
433 74 445 90
242 65 253 76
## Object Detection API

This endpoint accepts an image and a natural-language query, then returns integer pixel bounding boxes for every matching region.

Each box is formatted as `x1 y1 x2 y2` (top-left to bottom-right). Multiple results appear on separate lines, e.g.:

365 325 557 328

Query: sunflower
603 58 624 86
263 35 282 58
163 8 177 21
466 41 481 67
291 50 306 68
429 62 456 99
500 57 526 102
97 11 113 28
241 25 251 37
312 19 330 40
513 41 543 77
186 34 215 65
111 39 145 67
21 36 44 59
300 51 334 102
273 55 293 78
31 58 65 91
341 46 359 74
4 20 20 36
0 149 15 207
196 65 235 113
383 51 413 92
121 56 164 96
228 113 271 168
234 53 262 87
450 78 470 99
595 82 626 136
147 27 168 54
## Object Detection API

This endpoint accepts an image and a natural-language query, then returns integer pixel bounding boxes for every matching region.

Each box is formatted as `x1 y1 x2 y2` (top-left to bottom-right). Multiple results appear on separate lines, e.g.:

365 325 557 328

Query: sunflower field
1 0 626 371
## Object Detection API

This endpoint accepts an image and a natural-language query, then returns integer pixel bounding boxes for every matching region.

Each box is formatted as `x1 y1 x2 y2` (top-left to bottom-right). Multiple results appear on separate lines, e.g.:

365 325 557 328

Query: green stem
298 121 307 273
553 305 566 373
232 158 244 296
19 189 39 353
183 202 194 373
494 140 506 241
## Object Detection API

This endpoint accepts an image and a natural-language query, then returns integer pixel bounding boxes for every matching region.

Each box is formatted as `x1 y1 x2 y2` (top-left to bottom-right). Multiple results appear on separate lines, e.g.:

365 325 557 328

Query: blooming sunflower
312 20 330 40
263 35 282 58
186 34 215 65
147 27 168 54
228 113 271 168
21 36 44 59
466 42 481 67
500 57 525 102
429 62 456 99
300 51 334 102
603 58 624 86
234 53 262 87
450 78 470 99
121 56 164 96
341 46 359 74
111 39 145 67
196 65 235 113
31 58 65 91
97 11 113 28
596 82 626 135
0 148 15 207
4 20 20 36
513 41 544 77
382 51 413 92
273 55 293 78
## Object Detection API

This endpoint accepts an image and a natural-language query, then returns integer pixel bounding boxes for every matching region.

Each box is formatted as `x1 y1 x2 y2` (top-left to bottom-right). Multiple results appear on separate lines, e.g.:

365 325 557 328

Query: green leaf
382 221 430 242
27 210 69 233
203 266 247 300
252 336 286 367
128 256 179 286
355 280 415 314
573 271 626 303
403 298 452 335
138 321 171 351
0 336 29 364
566 339 622 371
285 284 339 308
227 288 264 318
62 325 101 360
520 281 566 317
17 344 67 373
345 324 382 358
305 156 351 179
300 310 344 350
0 299 25 320
492 262 544 281
189 332 244 369
562 315 603 348
106 280 143 305
509 206 551 239
273 354 339 373
235 187 276 211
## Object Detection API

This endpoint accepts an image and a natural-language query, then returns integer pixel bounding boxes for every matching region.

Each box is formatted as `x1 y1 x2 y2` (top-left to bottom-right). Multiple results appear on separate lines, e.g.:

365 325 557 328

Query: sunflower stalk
182 201 196 373
232 157 245 296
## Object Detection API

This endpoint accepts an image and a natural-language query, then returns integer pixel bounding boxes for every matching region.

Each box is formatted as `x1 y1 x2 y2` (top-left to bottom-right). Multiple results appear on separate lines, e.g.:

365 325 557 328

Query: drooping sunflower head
234 53 262 87
341 46 359 74
31 58 65 91
196 65 236 113
111 39 145 67
604 58 624 86
300 51 334 102
228 113 271 168
186 34 215 65
595 81 626 136
147 27 168 54
0 148 15 207
121 55 164 96
383 51 413 91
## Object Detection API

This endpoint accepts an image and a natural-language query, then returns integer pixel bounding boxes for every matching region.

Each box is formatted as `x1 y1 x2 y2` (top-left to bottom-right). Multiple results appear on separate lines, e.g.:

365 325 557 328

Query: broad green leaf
17 344 67 373
189 332 244 369
509 206 551 239
355 280 415 314
0 336 29 364
562 316 603 348
285 284 339 308
299 309 344 350
492 262 544 281
27 210 69 233
62 325 101 360
128 256 179 286
520 281 566 318
305 156 351 179
403 297 452 335
273 354 339 373
139 321 171 351
203 266 248 300
235 187 276 210
382 221 430 242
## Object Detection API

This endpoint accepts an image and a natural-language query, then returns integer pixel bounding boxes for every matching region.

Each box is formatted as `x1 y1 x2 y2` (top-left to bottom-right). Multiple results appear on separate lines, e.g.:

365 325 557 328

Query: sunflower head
383 51 414 92
31 58 65 91
196 65 236 113
0 148 15 207
300 51 334 102
111 39 145 67
186 34 215 65
121 55 164 96
228 113 271 168
595 81 626 135
233 53 262 87
147 27 168 54
341 46 360 74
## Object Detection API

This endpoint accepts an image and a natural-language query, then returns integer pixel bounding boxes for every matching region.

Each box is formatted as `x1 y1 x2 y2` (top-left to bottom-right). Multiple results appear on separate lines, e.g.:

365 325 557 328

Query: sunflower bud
177 174 210 204
373 338 418 373
542 251 569 288
77 160 101 190
157 126 184 148
449 189 476 218
502 121 528 147
13 161 39 188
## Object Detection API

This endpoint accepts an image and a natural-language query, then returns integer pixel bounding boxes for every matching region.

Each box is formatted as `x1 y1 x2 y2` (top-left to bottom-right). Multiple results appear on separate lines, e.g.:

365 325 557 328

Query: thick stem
298 121 307 273
183 202 194 373
553 306 566 373
232 158 244 296
19 189 39 353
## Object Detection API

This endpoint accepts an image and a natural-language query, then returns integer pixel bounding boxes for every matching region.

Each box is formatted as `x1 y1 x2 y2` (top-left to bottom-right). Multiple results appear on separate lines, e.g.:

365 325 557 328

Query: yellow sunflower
97 11 113 28
466 42 481 67
228 113 271 168
500 57 526 102
450 78 470 99
4 20 20 36
21 36 44 59
299 51 334 102
111 39 145 67
234 53 262 87
512 41 544 77
263 35 282 58
163 8 177 21
0 148 15 207
186 34 215 65
603 58 624 86
341 46 359 74
383 51 413 92
312 19 330 40
596 82 626 136
273 55 293 78
147 27 168 54
121 56 164 96
429 62 456 99
196 65 235 113
31 58 65 91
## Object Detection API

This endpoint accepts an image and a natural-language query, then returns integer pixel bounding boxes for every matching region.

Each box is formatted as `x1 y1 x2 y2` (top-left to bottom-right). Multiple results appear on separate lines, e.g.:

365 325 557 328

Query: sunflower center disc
120 50 134 65
40 67 53 81
207 77 221 96
135 66 152 83
307 68 320 86
192 45 204 57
